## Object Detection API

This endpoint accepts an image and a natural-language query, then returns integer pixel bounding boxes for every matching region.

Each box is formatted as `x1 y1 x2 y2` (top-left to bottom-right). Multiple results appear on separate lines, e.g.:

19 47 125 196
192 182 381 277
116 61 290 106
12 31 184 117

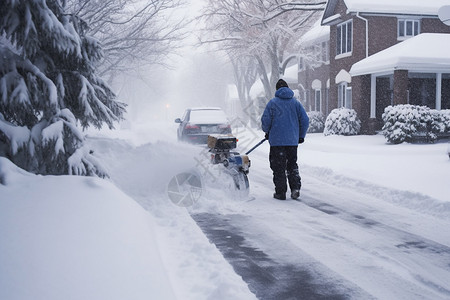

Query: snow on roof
298 18 330 48
344 0 448 16
227 84 239 99
323 0 448 23
350 33 450 76
249 79 264 99
283 64 298 81
322 14 341 25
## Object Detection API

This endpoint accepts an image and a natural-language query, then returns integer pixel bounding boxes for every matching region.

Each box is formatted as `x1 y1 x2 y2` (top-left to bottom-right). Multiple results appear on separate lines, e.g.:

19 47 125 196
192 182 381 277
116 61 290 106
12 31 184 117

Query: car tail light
186 123 200 130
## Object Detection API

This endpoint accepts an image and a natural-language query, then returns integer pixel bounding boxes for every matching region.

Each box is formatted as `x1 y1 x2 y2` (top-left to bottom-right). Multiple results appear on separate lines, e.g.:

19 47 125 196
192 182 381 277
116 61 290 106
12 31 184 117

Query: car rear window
189 109 228 124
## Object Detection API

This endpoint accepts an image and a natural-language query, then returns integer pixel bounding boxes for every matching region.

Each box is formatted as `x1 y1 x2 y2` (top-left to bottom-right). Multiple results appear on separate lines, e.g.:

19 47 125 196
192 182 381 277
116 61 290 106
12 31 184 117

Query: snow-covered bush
307 111 325 133
324 108 361 136
381 105 450 144
0 1 126 176
431 109 450 134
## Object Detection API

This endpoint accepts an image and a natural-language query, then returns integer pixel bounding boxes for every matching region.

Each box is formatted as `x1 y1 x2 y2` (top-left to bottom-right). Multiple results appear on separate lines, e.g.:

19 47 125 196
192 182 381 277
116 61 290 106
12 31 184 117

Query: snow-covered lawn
1 120 449 299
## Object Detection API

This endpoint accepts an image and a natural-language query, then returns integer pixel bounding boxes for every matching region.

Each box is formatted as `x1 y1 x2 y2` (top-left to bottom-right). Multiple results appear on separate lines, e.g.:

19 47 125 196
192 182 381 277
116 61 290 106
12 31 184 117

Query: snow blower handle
245 138 267 155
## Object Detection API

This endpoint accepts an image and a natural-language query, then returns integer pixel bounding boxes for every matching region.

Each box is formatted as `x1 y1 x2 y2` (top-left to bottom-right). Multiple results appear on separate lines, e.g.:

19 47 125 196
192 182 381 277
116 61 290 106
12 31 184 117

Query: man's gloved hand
298 138 304 144
265 132 269 140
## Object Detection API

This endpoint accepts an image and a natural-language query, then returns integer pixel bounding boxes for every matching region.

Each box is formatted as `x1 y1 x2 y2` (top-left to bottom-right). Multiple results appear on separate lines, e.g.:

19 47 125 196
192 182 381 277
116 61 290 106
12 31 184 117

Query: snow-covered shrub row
306 111 325 133
382 105 431 144
382 105 450 144
324 108 361 136
431 109 450 134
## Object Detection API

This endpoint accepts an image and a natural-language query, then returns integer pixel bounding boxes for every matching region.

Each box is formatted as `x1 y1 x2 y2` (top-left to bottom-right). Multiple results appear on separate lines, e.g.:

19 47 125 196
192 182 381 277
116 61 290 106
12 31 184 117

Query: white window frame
398 19 420 40
336 20 353 57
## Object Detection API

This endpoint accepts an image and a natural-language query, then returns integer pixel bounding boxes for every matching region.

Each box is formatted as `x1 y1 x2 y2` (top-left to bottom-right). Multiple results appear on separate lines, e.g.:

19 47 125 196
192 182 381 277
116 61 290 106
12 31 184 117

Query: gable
322 0 339 24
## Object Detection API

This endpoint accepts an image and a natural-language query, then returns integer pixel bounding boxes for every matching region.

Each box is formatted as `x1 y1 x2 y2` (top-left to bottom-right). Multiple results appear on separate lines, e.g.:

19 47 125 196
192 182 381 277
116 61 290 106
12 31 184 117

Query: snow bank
0 157 176 300
301 133 450 210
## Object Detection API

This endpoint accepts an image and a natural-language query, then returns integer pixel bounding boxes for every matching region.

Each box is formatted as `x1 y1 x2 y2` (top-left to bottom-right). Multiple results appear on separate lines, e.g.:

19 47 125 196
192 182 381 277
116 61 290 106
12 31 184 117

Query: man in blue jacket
261 79 309 200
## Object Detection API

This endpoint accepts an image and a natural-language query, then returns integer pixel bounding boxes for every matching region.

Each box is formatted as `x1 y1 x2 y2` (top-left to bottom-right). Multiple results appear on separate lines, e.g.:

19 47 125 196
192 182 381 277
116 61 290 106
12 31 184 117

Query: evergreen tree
0 0 126 176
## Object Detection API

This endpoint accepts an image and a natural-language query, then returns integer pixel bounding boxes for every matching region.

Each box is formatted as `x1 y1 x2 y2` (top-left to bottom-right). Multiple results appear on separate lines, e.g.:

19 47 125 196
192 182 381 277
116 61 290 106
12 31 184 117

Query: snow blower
207 135 267 194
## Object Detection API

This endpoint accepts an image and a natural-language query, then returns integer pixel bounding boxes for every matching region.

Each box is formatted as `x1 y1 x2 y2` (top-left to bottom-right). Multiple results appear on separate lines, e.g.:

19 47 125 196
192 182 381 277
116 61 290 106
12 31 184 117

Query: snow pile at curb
303 164 450 221
0 157 175 300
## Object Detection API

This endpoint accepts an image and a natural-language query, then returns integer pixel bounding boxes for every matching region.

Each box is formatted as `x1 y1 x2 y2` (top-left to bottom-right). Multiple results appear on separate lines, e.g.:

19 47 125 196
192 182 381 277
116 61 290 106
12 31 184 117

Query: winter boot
291 189 300 200
273 193 286 200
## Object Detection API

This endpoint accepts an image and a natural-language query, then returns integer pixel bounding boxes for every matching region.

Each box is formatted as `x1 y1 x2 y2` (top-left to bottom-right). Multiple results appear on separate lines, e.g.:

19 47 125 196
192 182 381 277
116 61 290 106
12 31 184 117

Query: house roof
350 33 450 76
323 0 448 24
298 18 330 48
227 84 239 100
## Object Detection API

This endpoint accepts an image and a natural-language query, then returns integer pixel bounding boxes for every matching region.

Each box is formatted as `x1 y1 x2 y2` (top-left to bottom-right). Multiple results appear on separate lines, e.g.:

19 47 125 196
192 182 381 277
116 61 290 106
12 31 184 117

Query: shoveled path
191 212 363 300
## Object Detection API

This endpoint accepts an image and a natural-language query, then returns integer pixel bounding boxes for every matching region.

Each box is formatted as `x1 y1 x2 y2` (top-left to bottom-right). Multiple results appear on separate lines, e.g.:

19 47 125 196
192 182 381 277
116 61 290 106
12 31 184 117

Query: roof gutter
356 12 369 58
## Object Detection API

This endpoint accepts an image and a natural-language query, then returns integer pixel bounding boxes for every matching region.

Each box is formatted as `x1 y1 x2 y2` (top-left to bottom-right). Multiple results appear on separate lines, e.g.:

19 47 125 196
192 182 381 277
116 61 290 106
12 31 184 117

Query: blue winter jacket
261 87 309 146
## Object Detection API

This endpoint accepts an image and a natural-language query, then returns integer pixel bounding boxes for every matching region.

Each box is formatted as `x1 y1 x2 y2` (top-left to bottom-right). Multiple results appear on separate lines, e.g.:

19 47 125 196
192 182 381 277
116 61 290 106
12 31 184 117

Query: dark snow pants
269 146 301 195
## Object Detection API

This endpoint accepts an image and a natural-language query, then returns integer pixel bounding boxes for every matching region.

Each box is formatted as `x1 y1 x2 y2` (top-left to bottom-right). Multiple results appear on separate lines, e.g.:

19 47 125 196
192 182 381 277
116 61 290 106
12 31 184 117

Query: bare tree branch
66 0 189 81
198 0 324 108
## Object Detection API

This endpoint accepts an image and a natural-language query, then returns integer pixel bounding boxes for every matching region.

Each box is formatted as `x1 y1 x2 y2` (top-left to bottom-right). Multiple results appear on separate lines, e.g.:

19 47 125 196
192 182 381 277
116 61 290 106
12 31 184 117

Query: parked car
175 107 232 143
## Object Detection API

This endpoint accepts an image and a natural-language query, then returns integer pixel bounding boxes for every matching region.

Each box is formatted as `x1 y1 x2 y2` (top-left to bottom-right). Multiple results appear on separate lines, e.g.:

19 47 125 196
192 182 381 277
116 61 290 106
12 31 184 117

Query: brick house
297 19 330 115
298 0 450 133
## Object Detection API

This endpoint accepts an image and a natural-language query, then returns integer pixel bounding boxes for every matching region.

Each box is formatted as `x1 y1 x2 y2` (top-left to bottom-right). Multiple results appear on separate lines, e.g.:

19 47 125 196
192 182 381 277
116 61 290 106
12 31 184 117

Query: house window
338 83 346 107
345 87 352 109
314 44 321 62
338 83 352 108
314 89 321 112
304 90 311 111
408 73 436 108
322 41 330 63
336 20 352 56
398 19 420 39
298 57 304 71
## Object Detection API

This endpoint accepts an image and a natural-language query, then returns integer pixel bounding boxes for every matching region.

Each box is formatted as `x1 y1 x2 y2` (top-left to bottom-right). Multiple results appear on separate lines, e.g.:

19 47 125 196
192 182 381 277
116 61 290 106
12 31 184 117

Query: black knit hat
276 79 289 90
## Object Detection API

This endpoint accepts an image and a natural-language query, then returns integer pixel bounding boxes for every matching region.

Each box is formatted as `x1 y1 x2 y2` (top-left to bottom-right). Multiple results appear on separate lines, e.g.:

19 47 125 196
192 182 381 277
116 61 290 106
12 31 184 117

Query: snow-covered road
88 122 450 299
